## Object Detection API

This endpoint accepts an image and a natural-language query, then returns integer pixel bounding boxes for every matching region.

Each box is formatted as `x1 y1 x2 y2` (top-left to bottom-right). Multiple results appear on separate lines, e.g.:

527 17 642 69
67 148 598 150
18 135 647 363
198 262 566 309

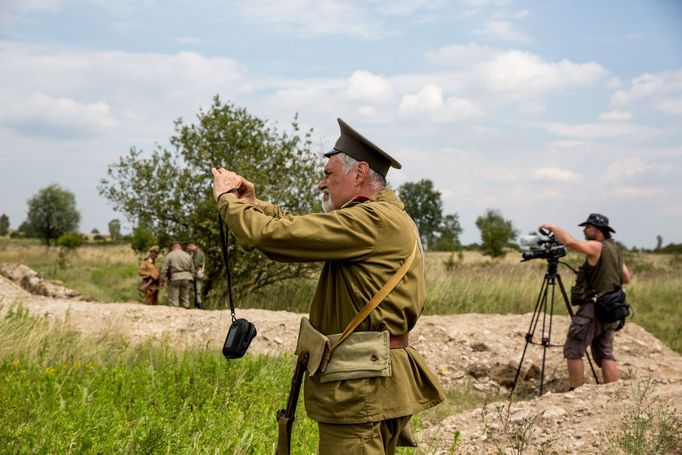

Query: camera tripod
510 256 599 397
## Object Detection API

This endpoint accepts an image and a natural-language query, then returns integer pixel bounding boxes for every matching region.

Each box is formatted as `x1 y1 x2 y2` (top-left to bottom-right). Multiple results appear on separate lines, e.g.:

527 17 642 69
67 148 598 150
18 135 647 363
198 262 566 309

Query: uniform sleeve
159 258 169 284
138 262 150 278
218 195 379 262
256 200 294 219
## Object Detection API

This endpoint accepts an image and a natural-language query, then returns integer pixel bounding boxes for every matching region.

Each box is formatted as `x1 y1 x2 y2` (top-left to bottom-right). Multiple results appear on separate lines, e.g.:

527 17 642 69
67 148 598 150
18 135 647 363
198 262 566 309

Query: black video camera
519 228 567 261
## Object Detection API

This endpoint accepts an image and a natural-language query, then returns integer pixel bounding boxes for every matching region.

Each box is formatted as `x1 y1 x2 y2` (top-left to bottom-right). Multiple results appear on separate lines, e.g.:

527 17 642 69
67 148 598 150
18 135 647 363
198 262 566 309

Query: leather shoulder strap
328 240 418 354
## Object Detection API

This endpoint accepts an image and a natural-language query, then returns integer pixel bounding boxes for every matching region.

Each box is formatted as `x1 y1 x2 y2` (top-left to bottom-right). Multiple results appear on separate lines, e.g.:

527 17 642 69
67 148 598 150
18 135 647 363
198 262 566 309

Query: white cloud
345 70 394 103
611 186 667 197
175 36 205 45
0 43 245 138
605 157 674 182
599 109 634 121
475 19 530 43
0 0 59 13
2 93 116 135
610 70 682 107
478 51 607 95
517 101 546 114
544 122 647 139
425 42 495 66
357 105 377 118
398 84 484 122
533 167 580 182
655 98 682 115
374 0 448 16
547 140 586 148
234 0 384 38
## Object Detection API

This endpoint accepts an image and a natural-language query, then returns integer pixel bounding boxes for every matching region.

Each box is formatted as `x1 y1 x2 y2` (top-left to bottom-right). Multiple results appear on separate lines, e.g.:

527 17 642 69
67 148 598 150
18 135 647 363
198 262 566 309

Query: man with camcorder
540 214 631 390
211 118 444 454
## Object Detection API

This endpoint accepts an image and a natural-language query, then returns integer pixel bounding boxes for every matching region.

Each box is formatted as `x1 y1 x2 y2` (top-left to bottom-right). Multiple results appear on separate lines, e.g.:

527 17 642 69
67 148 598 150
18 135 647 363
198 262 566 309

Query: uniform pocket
319 331 391 383
568 315 592 344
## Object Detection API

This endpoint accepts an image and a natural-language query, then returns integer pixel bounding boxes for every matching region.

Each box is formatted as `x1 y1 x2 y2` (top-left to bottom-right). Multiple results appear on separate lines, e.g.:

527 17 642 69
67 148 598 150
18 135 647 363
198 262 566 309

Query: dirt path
1 273 680 453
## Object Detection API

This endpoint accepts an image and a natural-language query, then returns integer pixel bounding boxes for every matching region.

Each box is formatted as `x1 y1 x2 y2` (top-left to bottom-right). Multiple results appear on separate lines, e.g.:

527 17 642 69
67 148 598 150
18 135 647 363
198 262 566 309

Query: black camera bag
595 288 630 325
218 212 256 360
223 318 257 359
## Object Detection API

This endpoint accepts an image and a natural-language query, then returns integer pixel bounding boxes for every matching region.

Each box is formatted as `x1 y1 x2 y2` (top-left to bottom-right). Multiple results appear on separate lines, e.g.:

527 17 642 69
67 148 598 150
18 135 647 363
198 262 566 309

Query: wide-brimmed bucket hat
578 213 615 233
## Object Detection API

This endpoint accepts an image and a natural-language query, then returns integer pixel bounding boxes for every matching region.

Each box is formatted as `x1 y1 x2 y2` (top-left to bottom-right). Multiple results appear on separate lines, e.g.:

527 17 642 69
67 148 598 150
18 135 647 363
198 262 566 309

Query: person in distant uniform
160 242 195 309
541 214 631 390
185 241 206 308
137 245 161 305
211 118 444 454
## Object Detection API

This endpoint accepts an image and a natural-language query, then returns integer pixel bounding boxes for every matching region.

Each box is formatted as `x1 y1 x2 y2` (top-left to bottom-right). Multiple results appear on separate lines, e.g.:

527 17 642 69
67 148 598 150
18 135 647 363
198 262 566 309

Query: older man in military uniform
541 214 631 389
212 118 444 454
137 245 161 305
160 242 195 309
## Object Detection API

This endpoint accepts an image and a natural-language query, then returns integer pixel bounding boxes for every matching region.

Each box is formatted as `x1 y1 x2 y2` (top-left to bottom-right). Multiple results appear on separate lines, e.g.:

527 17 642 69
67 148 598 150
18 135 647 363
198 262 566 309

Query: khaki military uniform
191 247 206 308
218 189 445 451
160 249 195 309
137 257 160 305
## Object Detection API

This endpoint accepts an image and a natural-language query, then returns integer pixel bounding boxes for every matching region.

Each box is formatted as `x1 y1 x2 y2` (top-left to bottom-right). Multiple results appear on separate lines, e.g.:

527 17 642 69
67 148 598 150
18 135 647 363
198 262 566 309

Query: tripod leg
539 275 558 396
511 274 550 398
557 274 600 385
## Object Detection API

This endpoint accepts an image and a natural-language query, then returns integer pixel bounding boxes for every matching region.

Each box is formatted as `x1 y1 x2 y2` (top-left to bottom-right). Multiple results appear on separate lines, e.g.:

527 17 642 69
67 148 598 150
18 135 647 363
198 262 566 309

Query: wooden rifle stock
276 351 309 454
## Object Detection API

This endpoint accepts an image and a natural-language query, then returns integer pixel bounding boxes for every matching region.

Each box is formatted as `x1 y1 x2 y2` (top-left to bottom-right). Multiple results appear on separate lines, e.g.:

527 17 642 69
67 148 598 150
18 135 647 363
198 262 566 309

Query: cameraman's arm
540 223 602 264
622 263 632 284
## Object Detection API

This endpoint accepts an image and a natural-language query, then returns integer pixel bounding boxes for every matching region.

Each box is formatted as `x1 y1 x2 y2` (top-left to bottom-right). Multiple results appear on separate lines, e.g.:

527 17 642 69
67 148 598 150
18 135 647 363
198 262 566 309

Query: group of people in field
137 241 206 309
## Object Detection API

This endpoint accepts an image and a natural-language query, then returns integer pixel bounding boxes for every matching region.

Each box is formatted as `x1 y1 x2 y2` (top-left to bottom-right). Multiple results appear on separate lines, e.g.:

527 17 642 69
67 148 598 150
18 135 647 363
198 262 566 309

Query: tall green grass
0 303 486 453
1 239 680 353
0 304 318 453
0 239 141 303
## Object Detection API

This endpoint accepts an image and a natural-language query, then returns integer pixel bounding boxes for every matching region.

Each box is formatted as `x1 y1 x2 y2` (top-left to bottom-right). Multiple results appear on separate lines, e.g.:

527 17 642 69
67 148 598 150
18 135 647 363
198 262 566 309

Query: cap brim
578 222 615 233
327 118 401 177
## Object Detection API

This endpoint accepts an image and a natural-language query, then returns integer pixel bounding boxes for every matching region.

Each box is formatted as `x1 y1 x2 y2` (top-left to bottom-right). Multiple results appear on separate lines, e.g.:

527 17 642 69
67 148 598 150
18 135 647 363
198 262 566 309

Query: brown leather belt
389 333 409 349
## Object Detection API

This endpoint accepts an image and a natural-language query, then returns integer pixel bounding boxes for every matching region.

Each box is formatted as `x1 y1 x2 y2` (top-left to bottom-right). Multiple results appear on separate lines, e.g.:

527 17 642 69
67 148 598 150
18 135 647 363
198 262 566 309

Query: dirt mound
1 273 680 453
0 262 82 299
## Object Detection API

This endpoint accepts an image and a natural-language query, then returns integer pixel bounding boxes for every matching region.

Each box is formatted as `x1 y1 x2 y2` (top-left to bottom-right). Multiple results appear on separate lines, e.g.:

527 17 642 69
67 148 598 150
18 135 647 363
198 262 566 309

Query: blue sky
1 0 681 248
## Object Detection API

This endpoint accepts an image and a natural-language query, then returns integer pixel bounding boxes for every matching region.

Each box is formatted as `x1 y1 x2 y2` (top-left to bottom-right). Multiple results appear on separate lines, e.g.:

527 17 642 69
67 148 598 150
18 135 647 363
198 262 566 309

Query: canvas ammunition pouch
296 318 392 383
295 240 417 383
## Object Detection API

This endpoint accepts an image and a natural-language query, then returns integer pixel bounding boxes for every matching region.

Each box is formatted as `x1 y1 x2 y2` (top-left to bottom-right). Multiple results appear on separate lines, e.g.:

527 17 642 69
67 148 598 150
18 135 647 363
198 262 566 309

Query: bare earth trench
1 268 681 454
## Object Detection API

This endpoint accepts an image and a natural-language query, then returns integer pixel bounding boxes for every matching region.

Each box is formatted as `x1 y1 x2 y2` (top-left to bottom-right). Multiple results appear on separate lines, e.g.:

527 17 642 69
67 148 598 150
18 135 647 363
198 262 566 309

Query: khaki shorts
563 303 616 367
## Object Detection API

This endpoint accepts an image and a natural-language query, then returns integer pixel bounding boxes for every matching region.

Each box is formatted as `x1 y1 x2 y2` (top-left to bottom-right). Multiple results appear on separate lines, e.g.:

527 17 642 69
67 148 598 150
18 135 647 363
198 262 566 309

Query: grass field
0 304 489 454
1 238 680 353
1 238 681 452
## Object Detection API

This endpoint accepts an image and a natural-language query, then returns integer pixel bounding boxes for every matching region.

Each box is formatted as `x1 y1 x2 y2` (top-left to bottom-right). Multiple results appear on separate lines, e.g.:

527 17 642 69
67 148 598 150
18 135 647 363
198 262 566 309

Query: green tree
25 184 81 246
0 213 9 236
399 179 444 249
108 219 122 241
656 235 663 252
475 209 518 258
432 213 463 251
99 96 323 307
56 231 85 269
130 226 155 254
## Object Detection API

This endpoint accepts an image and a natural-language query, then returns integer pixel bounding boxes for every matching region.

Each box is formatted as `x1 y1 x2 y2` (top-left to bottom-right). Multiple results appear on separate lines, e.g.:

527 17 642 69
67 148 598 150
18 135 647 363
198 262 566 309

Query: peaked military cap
324 118 401 177
578 213 615 233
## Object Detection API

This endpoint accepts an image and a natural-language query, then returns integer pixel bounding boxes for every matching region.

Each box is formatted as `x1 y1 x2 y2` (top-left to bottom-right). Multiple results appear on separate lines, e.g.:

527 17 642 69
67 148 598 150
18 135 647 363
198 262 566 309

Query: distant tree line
5 97 678 305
